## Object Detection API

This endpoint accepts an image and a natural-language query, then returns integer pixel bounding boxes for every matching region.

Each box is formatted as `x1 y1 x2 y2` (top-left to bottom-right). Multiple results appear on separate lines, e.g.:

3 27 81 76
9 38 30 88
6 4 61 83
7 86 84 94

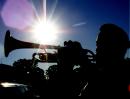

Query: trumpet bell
4 30 60 57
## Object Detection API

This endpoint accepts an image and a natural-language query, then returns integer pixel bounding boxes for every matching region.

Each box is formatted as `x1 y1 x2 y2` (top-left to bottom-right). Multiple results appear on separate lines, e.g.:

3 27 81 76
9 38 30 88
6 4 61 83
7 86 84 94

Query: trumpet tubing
4 30 61 57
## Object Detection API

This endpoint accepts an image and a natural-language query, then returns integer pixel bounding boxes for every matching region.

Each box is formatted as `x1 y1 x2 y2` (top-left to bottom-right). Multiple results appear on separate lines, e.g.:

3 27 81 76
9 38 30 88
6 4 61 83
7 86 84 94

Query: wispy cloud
72 22 86 27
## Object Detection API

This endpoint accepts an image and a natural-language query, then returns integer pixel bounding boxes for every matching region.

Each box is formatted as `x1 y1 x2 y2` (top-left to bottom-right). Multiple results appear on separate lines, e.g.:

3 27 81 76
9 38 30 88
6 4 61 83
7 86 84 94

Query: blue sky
0 0 129 69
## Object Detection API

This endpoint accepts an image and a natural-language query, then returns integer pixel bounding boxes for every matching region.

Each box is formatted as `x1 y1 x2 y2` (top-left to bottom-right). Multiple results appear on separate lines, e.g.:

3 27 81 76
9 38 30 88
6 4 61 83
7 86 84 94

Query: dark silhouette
46 40 84 96
45 40 95 97
3 29 95 97
92 23 130 98
0 64 36 98
1 23 130 98
13 58 46 97
0 64 15 82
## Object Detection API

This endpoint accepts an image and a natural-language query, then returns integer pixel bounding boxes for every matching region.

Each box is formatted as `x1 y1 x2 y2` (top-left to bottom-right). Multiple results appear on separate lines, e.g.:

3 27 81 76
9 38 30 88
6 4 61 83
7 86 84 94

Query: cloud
72 22 86 27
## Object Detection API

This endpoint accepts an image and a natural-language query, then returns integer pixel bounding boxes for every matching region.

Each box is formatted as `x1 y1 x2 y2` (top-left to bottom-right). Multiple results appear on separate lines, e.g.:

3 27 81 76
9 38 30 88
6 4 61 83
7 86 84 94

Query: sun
31 19 59 44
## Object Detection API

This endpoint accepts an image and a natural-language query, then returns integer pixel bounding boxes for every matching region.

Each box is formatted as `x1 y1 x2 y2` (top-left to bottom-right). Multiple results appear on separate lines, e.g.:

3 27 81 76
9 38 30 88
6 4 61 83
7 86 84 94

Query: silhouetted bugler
1 23 130 98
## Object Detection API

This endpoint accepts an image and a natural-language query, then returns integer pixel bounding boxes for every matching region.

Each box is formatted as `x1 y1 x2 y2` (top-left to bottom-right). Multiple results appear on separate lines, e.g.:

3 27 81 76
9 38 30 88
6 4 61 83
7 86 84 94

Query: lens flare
31 19 59 44
1 0 61 44
1 0 35 30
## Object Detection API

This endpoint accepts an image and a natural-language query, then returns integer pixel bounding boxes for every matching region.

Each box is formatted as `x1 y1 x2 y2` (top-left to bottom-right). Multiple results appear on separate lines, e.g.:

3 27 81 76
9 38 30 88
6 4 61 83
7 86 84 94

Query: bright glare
31 20 59 44
1 82 16 87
